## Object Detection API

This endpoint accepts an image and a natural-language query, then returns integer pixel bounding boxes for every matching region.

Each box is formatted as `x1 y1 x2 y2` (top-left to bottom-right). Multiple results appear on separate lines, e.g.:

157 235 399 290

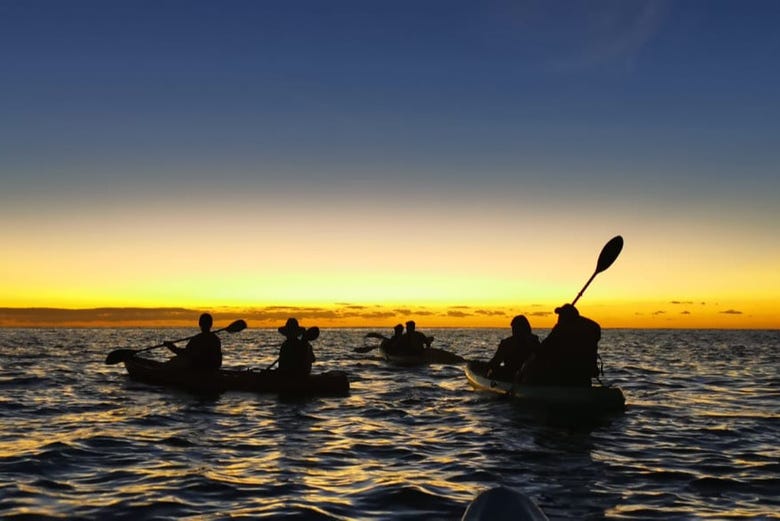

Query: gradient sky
2 1 779 328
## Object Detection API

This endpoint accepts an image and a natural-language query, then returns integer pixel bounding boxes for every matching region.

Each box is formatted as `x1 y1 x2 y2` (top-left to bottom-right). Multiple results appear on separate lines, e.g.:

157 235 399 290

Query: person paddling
381 324 405 355
398 320 434 355
163 313 222 371
276 318 316 376
487 315 539 380
520 304 600 387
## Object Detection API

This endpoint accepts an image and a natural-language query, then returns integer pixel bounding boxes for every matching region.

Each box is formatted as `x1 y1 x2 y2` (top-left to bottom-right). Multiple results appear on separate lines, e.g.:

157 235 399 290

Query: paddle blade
104 349 136 365
595 235 623 274
224 319 248 333
364 332 388 340
304 326 320 341
354 344 379 353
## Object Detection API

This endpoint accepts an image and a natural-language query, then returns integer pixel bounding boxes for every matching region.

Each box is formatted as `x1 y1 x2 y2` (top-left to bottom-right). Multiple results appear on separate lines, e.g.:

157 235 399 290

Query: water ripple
1 328 778 519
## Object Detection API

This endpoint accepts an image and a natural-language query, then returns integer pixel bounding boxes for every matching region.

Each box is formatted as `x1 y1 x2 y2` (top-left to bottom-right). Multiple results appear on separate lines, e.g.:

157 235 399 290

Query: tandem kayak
379 345 465 366
123 356 350 396
462 486 549 521
465 360 625 413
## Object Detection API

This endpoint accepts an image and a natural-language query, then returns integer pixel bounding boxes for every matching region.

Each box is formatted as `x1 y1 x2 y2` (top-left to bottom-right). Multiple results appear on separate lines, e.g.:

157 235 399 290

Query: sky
1 1 779 329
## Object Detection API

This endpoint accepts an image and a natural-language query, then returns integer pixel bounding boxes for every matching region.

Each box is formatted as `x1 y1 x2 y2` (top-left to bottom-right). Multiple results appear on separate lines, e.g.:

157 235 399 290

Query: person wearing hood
487 315 540 380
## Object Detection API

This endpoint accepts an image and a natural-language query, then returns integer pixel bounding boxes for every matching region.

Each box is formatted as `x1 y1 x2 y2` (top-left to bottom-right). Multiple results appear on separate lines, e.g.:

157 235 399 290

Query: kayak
465 360 625 413
123 356 350 396
462 486 549 521
379 345 465 366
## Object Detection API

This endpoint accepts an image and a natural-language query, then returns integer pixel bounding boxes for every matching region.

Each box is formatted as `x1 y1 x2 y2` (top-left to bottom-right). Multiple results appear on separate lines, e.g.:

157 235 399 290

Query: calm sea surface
0 328 778 520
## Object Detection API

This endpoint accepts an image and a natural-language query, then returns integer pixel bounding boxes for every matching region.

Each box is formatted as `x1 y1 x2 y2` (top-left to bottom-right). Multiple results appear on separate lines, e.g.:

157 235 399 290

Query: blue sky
2 1 779 327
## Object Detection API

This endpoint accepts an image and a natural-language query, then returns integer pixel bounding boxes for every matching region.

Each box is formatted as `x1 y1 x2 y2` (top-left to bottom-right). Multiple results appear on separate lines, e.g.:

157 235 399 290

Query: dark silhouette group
382 320 435 356
163 303 603 388
488 304 601 387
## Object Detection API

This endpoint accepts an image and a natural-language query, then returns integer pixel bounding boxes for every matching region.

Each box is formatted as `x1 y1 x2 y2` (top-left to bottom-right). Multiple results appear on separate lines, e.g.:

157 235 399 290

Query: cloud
475 309 507 316
670 300 694 305
720 309 743 315
447 310 472 318
652 310 666 315
681 310 691 315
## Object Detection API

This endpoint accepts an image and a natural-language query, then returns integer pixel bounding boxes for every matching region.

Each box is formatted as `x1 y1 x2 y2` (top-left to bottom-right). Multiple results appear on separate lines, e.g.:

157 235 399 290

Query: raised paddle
104 319 248 365
571 235 624 306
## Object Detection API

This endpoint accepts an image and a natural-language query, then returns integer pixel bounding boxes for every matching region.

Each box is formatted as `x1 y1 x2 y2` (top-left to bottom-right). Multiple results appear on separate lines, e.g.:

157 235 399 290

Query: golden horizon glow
1 297 777 329
3 194 779 329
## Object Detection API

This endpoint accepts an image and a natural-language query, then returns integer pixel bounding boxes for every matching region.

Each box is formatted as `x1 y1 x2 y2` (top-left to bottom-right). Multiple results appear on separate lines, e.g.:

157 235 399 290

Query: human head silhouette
554 304 579 323
510 315 531 336
199 313 213 332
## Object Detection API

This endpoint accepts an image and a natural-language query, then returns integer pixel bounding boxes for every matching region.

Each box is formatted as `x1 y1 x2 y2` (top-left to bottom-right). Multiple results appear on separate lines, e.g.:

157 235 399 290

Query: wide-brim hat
278 318 305 336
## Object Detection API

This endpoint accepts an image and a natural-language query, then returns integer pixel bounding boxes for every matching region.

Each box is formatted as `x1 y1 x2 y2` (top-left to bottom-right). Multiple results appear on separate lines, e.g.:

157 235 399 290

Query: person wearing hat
276 317 316 376
487 315 540 380
520 304 601 387
164 313 222 371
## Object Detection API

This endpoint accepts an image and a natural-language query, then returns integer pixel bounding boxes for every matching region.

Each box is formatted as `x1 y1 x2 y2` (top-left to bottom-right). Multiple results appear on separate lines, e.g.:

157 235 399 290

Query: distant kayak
462 486 549 521
465 360 625 413
124 356 350 396
380 345 465 366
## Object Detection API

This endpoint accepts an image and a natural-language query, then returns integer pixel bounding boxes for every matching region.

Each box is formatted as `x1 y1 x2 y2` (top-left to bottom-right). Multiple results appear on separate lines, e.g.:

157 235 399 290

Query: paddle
104 319 248 365
354 332 389 353
264 326 320 371
571 235 623 306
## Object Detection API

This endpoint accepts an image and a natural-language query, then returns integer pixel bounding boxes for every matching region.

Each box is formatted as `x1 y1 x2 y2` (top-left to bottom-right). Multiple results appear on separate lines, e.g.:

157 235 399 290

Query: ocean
1 328 778 520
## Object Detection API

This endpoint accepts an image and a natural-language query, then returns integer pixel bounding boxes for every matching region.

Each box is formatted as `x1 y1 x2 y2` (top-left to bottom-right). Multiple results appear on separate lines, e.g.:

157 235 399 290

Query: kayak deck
124 356 350 396
465 360 625 413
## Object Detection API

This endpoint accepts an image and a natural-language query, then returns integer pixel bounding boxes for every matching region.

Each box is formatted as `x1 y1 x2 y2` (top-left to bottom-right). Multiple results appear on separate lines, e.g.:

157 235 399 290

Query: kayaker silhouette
520 304 601 387
276 318 316 376
163 313 223 371
399 320 434 355
487 315 540 380
381 324 405 355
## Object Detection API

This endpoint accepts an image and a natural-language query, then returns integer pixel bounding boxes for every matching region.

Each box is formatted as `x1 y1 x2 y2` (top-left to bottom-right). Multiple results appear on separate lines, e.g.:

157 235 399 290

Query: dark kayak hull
379 346 465 366
462 486 549 521
124 357 350 396
465 360 625 413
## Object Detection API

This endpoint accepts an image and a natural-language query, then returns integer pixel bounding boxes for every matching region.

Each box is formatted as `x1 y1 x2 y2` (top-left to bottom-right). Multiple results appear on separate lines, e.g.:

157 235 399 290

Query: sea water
0 328 778 520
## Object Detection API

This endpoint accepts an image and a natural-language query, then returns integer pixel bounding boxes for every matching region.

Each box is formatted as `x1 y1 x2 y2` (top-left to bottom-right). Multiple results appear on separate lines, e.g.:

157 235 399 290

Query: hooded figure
487 315 540 379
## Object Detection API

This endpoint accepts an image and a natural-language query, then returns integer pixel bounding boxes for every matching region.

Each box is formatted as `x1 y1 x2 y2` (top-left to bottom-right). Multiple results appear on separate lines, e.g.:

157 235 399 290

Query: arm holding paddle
163 341 184 355
104 318 247 365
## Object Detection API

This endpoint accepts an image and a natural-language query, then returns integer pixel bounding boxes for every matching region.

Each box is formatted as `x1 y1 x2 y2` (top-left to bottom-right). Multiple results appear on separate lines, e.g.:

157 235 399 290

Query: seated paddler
164 313 223 371
277 317 316 376
398 320 434 355
520 304 600 387
381 324 405 355
487 315 539 381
